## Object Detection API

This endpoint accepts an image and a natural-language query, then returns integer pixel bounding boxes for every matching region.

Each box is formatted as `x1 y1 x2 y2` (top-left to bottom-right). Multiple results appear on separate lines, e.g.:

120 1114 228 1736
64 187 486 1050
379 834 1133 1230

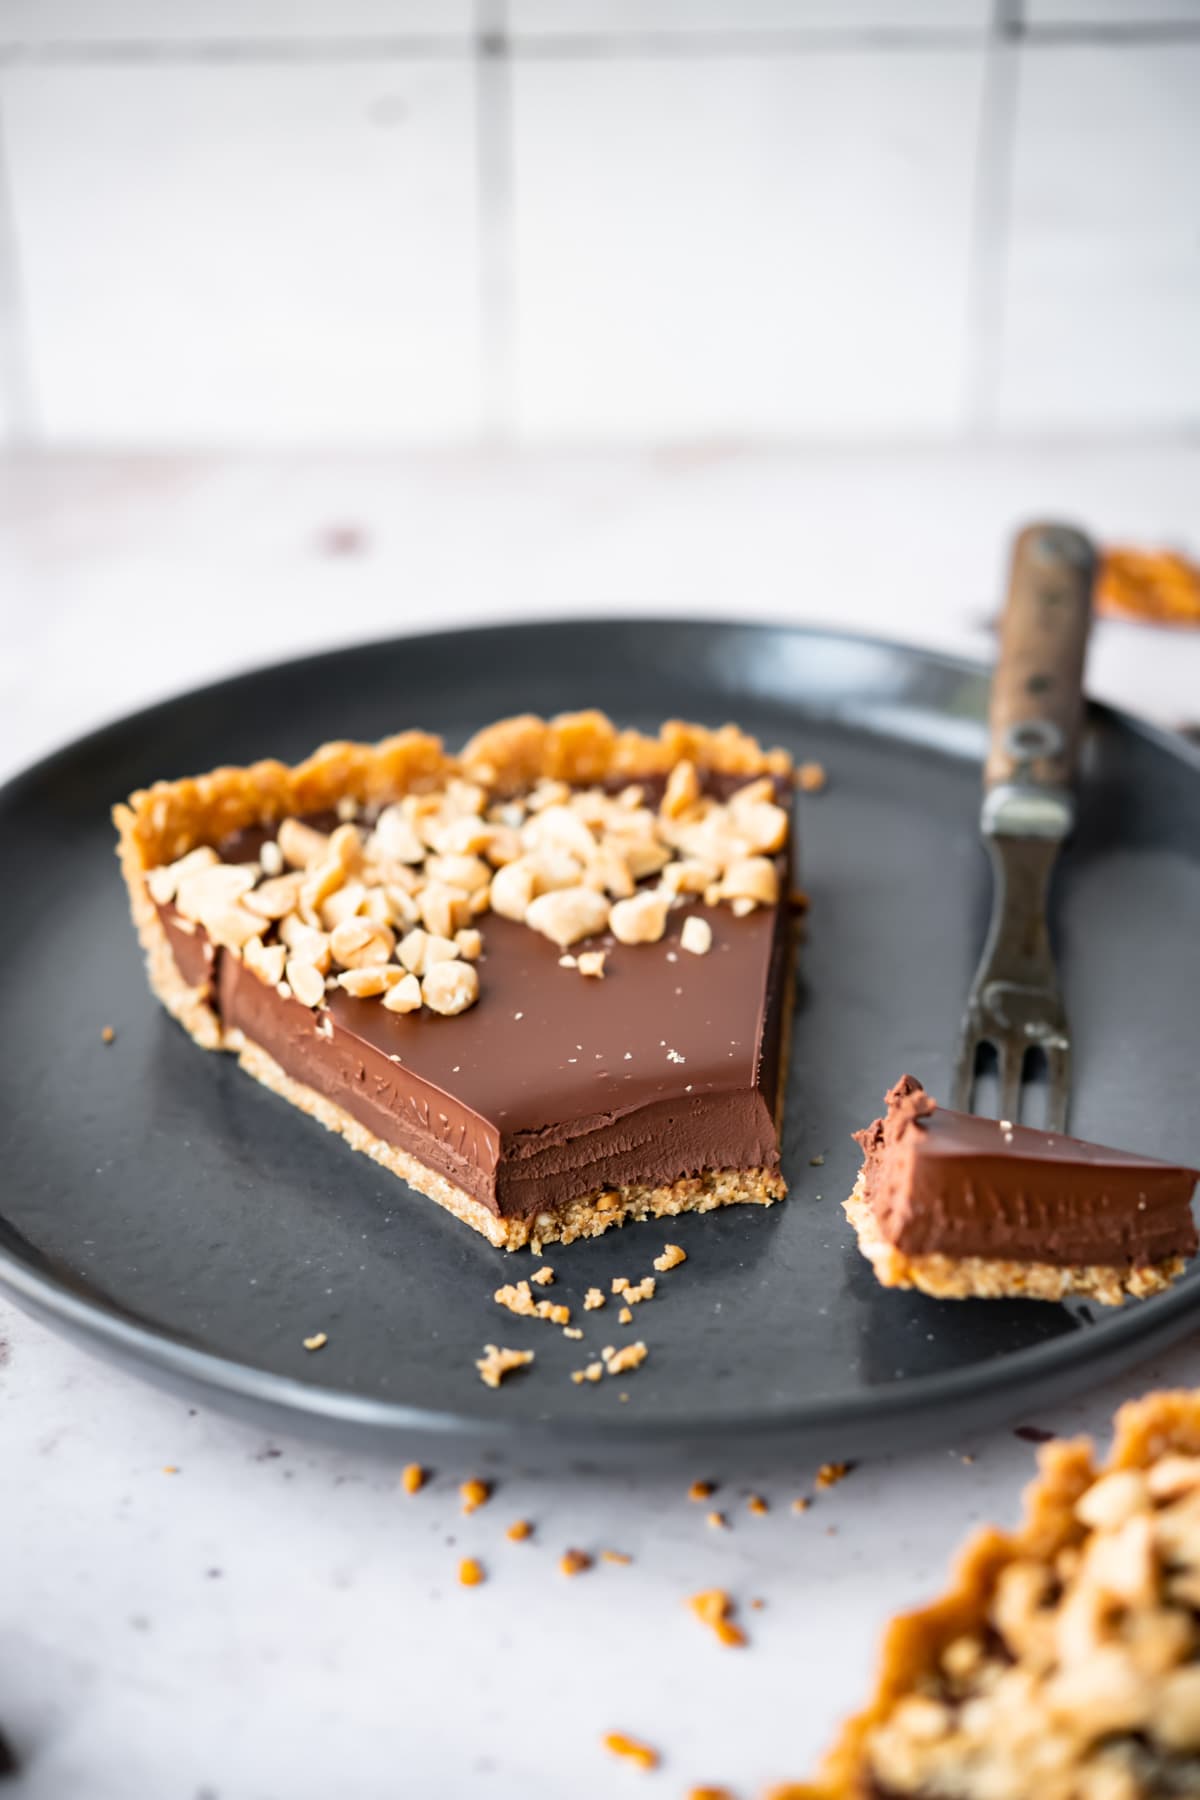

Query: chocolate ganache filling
154 780 793 1222
855 1075 1199 1269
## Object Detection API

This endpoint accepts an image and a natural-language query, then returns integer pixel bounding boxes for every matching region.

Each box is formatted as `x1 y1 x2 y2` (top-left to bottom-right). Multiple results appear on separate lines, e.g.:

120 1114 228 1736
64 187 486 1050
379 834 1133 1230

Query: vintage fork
952 523 1098 1132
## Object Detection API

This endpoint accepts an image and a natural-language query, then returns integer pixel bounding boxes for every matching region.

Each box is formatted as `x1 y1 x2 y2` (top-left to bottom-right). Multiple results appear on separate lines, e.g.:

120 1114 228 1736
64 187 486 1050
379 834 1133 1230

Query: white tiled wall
0 0 1196 447
511 52 984 439
998 41 1200 433
1 62 481 443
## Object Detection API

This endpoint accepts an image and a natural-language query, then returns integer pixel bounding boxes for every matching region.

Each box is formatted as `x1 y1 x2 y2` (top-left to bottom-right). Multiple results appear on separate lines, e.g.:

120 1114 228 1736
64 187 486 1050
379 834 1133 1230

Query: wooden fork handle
985 523 1097 794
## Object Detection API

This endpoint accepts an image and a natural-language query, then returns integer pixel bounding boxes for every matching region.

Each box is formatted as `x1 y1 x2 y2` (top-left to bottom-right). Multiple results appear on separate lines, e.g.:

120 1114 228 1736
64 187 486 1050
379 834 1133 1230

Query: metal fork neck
982 781 1075 841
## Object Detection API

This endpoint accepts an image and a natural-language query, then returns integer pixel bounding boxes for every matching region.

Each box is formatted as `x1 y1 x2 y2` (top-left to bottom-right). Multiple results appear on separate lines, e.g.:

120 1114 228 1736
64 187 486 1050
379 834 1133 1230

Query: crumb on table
400 1463 428 1496
797 760 827 792
603 1733 659 1772
689 1480 716 1502
560 1548 593 1577
747 1494 768 1516
302 1332 328 1352
506 1519 533 1542
101 1025 116 1044
815 1461 853 1490
460 1478 492 1515
688 1588 748 1648
458 1557 485 1587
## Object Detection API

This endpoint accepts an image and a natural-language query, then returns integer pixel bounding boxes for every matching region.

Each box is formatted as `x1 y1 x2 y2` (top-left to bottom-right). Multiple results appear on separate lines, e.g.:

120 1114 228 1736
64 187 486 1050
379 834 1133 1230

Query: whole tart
845 1076 1198 1306
796 1389 1200 1799
114 710 797 1251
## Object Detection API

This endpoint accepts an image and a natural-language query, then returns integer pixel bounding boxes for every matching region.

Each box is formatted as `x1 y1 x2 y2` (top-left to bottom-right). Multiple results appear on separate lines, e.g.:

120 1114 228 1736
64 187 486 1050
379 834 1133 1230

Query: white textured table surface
2 447 1199 1800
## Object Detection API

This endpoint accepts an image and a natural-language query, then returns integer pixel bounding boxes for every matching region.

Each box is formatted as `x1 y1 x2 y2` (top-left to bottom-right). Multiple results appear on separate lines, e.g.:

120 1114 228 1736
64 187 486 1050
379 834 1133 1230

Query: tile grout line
0 22 1197 65
961 0 1022 439
0 88 36 446
475 0 514 445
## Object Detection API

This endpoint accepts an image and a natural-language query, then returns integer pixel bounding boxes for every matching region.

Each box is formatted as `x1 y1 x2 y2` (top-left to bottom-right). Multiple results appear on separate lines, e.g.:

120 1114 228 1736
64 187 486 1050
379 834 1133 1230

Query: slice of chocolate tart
114 711 797 1251
845 1075 1198 1305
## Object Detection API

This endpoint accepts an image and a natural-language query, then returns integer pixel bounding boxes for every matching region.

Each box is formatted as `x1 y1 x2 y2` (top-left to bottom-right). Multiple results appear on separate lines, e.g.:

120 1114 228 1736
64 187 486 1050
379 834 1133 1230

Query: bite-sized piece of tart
845 1075 1198 1306
114 710 797 1251
796 1388 1200 1800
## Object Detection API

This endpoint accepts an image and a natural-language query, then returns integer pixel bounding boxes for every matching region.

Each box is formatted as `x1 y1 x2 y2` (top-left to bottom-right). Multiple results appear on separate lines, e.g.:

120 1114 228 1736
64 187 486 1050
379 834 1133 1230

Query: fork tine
951 1030 983 1113
1042 1043 1071 1134
997 1042 1026 1125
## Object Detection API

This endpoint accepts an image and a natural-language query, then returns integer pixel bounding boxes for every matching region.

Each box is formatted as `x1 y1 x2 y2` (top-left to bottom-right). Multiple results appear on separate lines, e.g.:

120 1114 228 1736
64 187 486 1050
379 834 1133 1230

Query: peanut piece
285 959 326 1009
278 817 330 870
525 886 611 949
329 917 394 970
680 915 713 956
422 959 480 1016
382 972 423 1013
610 889 669 945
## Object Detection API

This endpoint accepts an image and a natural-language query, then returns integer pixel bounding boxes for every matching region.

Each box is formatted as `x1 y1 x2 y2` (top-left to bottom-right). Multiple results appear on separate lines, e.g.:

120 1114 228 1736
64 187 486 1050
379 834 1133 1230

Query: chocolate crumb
1015 1424 1055 1443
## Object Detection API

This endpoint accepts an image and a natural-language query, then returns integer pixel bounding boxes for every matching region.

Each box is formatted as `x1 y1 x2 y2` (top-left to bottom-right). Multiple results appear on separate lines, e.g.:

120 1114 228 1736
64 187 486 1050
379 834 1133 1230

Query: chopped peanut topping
149 762 789 1036
603 1733 659 1773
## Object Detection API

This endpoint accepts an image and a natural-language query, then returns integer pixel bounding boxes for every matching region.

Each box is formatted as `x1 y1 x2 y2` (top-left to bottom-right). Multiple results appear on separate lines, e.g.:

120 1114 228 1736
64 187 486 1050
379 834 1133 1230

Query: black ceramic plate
2 621 1198 1465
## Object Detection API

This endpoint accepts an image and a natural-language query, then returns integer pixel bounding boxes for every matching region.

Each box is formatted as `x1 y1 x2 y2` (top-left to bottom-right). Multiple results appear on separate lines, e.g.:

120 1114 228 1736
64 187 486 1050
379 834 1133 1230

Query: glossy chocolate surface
156 783 792 1219
856 1076 1199 1267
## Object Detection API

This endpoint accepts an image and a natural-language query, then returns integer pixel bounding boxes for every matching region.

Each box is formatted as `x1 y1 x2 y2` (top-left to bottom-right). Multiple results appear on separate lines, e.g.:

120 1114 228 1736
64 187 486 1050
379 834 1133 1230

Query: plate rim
2 615 1198 1448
